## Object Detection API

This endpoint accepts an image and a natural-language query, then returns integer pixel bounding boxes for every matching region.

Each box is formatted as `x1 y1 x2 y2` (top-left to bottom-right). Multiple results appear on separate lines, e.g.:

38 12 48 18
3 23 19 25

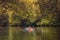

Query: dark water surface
0 27 60 40
0 27 9 40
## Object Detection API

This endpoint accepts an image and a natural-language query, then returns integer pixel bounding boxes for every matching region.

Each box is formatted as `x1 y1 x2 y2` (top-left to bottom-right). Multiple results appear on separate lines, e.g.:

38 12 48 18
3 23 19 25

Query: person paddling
23 26 34 33
27 26 34 33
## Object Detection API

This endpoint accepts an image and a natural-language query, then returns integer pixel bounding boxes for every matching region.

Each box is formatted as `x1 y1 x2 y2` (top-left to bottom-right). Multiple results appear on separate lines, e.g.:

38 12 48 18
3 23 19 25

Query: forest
0 0 60 40
0 0 60 27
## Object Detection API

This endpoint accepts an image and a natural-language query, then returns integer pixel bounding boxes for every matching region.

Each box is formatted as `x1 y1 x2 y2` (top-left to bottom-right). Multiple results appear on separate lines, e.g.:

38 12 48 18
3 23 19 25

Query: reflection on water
0 27 9 40
0 27 60 40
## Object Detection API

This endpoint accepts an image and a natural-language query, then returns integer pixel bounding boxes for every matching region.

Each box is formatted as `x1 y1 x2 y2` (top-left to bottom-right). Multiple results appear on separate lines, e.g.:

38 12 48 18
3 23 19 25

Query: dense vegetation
0 0 60 27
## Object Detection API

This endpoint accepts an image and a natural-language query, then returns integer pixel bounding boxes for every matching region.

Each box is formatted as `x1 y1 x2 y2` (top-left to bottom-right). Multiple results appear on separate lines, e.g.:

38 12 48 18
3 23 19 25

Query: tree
0 0 60 27
0 10 9 27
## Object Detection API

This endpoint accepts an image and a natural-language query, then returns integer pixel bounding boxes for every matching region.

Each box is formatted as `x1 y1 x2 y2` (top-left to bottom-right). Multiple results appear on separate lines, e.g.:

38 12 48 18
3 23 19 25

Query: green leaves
0 0 59 27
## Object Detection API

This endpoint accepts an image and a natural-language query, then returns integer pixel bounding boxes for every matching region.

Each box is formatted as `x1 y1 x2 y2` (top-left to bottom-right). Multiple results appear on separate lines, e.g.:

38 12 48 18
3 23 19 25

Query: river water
0 27 60 40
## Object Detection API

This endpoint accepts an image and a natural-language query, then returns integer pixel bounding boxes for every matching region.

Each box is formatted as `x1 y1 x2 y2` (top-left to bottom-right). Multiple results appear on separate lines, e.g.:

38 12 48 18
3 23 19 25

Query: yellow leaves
0 7 6 12
32 4 39 11
7 9 14 23
37 19 50 25
7 10 14 17
33 14 36 17
44 0 48 3
25 14 29 16
19 0 38 3
22 16 27 19
40 19 50 25
26 0 37 3
3 8 5 10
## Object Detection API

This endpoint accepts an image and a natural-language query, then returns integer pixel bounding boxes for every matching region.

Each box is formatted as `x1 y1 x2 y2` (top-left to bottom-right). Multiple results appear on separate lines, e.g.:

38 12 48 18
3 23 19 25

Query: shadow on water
0 27 60 40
